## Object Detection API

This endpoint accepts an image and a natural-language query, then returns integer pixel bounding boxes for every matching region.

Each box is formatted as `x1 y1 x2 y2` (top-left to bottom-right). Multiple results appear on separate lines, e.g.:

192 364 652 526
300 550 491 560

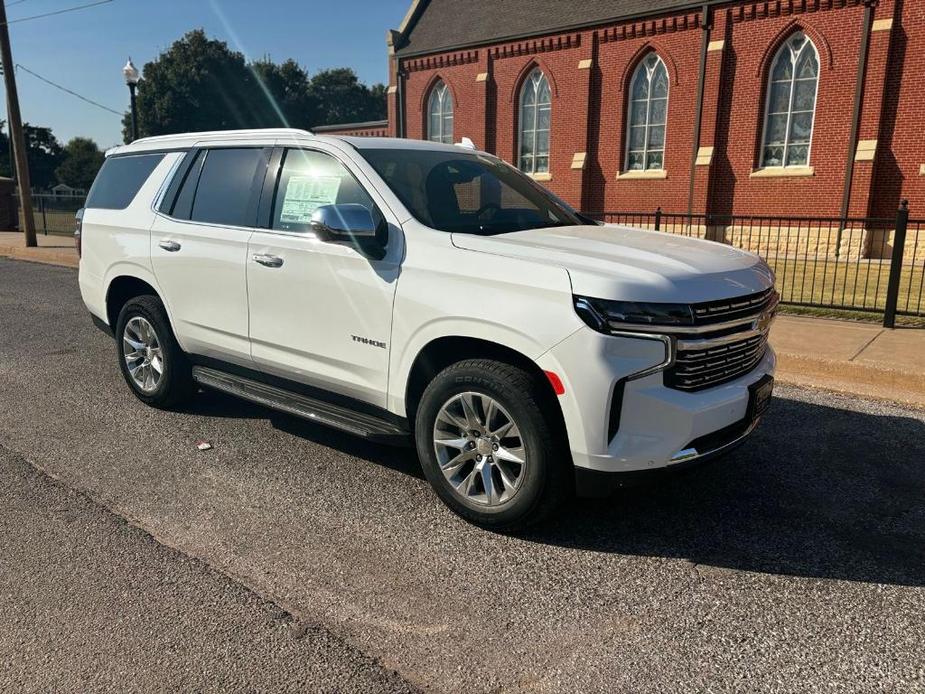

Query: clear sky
7 0 410 149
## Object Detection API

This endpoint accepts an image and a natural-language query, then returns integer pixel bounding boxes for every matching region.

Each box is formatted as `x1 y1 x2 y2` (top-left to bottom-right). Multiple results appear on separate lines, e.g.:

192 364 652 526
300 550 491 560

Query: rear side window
187 148 267 227
85 153 165 210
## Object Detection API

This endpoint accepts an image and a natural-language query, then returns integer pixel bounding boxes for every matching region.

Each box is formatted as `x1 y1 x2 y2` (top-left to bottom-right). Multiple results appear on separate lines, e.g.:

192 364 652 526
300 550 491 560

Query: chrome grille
665 290 777 392
692 287 777 325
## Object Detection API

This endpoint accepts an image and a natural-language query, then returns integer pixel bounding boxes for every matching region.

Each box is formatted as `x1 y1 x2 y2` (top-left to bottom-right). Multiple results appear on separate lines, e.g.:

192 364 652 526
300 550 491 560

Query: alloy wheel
123 316 164 393
432 392 527 506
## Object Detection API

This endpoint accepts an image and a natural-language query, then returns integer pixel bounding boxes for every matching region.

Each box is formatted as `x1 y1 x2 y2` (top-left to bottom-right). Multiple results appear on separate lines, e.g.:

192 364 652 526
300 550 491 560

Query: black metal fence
17 193 86 236
590 203 924 326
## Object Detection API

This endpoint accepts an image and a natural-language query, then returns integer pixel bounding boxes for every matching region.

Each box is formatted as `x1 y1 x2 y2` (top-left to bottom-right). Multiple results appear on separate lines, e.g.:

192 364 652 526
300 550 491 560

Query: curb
0 245 79 269
775 351 925 409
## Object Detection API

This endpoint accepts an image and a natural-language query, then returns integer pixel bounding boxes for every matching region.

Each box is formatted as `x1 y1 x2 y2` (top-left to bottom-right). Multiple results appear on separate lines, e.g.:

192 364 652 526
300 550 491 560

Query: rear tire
115 295 194 409
414 359 571 531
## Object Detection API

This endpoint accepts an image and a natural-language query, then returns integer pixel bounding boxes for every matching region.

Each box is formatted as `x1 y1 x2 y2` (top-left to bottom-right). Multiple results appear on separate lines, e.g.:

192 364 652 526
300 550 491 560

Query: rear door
245 145 402 407
151 146 270 365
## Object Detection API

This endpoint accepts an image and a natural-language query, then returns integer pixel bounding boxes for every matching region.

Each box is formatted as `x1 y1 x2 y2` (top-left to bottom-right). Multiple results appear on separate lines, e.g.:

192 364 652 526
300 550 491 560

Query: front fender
386 261 582 416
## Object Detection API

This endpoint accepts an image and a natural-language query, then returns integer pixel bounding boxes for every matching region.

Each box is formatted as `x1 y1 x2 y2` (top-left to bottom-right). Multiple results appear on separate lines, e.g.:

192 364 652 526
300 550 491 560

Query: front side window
271 148 377 233
518 69 551 174
626 54 669 171
427 81 454 144
761 32 819 168
359 148 586 235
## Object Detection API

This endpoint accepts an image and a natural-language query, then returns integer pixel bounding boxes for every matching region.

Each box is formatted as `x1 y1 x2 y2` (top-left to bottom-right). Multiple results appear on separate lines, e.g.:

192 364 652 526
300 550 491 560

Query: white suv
78 128 777 529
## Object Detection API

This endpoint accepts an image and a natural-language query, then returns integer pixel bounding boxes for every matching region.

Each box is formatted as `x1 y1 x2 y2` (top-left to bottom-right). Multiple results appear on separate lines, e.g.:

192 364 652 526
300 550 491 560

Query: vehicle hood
451 224 775 303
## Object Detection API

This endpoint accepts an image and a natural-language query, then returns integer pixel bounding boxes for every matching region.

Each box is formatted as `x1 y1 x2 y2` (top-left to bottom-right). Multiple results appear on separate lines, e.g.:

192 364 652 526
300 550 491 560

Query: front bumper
536 325 776 480
573 415 760 497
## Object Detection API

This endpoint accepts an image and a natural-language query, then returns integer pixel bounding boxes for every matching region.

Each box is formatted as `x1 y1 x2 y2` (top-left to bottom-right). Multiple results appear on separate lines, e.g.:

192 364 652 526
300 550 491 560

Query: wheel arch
403 335 565 429
105 273 163 330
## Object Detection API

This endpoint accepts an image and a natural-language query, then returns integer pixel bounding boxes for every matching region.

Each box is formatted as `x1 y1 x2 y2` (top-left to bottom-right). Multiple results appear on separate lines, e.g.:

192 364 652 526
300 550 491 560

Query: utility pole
0 0 36 246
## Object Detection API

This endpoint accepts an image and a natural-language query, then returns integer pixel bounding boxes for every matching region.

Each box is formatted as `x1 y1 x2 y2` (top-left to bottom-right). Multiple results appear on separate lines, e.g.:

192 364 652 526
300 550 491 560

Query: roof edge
394 0 711 58
389 0 431 54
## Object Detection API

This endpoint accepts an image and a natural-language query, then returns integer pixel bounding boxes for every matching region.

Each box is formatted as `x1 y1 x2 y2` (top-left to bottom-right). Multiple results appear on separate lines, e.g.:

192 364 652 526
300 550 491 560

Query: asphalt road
0 256 923 693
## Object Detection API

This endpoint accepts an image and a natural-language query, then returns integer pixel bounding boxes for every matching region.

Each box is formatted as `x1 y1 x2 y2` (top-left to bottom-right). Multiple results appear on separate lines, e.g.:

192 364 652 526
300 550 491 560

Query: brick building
325 0 923 225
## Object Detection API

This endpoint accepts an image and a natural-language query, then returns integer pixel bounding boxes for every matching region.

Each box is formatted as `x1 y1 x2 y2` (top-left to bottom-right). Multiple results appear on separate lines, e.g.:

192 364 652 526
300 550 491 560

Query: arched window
427 81 453 144
625 54 669 171
761 32 819 168
518 69 551 174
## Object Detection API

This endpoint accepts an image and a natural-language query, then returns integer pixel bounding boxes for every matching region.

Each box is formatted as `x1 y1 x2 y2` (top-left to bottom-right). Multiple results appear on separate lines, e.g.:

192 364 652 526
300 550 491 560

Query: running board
191 366 410 444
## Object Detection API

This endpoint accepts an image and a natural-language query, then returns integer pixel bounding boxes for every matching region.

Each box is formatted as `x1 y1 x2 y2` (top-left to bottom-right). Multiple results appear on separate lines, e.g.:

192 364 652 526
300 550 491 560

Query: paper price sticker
279 175 342 224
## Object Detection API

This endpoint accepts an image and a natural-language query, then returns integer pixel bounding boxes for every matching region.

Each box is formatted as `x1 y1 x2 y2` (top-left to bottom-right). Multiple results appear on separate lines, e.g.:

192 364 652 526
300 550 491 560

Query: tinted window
272 149 376 233
189 148 267 227
85 153 165 210
168 150 205 220
359 148 584 235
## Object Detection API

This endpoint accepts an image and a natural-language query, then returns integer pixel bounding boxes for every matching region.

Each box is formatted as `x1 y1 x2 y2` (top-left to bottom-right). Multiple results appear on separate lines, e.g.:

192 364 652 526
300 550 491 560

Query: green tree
24 125 64 190
55 137 104 191
250 58 317 129
0 122 9 179
124 30 387 141
307 68 386 126
0 121 65 190
122 29 263 142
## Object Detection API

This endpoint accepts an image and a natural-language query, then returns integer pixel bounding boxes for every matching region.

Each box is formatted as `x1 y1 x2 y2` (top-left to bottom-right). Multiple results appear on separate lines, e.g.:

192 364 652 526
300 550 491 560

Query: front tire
115 295 193 409
414 359 570 530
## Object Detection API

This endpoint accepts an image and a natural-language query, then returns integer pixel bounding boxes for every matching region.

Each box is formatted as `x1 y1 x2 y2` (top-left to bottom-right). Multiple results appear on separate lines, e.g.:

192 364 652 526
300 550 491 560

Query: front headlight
574 296 694 333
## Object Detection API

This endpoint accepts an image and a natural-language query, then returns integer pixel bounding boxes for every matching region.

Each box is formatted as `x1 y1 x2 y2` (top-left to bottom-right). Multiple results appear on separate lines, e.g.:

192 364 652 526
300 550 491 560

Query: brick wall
871 0 925 218
394 0 922 222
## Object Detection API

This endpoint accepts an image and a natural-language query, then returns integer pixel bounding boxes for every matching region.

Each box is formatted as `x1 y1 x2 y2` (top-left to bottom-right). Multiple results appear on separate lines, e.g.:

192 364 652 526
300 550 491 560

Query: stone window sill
616 169 668 180
749 166 815 179
528 172 552 182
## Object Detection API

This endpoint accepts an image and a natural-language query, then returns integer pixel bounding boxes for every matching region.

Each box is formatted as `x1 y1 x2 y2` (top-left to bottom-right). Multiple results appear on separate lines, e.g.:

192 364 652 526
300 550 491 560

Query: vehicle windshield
358 148 590 235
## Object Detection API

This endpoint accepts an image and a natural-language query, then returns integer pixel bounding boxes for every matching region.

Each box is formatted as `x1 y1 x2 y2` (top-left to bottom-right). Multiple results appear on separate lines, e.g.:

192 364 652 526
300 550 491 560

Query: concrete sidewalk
773 315 925 407
0 230 78 268
1 231 924 407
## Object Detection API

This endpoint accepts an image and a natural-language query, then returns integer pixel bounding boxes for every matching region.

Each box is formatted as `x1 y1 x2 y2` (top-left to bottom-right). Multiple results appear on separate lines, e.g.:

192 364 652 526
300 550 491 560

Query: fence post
654 206 662 231
882 199 909 329
40 196 47 235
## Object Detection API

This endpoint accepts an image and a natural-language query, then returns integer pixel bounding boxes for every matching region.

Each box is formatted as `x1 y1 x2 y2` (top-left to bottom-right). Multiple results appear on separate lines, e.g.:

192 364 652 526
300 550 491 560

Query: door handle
158 240 181 252
252 253 284 268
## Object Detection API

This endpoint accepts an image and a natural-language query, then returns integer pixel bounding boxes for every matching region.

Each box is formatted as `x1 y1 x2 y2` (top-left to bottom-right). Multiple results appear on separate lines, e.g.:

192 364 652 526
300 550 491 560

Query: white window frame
518 69 551 175
624 54 669 172
759 32 820 169
427 81 454 144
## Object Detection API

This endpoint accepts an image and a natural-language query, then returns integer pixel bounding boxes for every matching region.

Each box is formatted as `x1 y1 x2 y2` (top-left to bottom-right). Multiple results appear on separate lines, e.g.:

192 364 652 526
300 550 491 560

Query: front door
246 147 402 408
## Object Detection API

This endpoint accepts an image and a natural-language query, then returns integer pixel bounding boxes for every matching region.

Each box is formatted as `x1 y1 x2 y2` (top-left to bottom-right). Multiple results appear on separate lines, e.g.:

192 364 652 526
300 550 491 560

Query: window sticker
279 175 342 224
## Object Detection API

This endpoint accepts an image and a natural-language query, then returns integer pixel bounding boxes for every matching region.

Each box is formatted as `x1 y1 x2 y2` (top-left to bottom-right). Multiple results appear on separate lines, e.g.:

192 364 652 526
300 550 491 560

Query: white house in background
50 183 86 197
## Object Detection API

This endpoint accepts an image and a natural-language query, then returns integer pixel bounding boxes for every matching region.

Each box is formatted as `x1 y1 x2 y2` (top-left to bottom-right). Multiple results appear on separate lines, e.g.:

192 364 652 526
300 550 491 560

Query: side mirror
310 203 387 260
310 204 377 241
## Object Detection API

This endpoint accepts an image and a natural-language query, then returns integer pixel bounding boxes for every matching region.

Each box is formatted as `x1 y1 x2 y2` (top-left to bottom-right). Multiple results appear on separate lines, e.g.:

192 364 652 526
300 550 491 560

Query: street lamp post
122 58 140 141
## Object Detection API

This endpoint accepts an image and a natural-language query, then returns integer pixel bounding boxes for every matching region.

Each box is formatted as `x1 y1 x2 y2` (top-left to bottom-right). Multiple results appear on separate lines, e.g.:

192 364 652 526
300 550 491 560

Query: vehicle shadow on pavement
186 387 924 587
185 388 426 481
522 396 925 587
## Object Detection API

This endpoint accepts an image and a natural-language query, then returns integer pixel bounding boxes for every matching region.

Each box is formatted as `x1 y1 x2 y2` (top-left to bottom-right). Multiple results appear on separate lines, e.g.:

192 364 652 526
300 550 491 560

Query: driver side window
272 149 377 233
